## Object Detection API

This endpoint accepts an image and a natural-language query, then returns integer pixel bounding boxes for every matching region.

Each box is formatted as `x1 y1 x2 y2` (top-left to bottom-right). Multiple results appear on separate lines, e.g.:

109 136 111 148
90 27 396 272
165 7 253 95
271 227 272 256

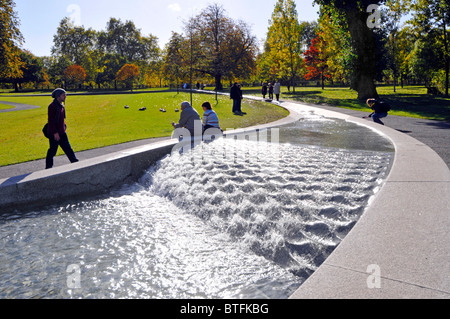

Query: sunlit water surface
0 113 394 299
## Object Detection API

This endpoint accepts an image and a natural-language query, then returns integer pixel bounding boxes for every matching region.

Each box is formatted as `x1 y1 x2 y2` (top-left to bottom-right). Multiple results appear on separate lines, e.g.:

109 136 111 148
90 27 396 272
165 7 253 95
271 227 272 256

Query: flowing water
0 112 394 299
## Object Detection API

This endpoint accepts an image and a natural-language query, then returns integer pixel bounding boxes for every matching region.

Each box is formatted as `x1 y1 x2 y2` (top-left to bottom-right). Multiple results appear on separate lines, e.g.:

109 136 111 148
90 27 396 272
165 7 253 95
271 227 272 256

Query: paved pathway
0 101 41 112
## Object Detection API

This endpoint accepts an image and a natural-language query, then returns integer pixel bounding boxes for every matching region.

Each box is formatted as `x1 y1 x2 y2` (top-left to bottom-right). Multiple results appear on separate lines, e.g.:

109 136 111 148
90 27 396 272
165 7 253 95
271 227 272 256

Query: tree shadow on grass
241 86 449 122
284 89 450 122
283 91 367 111
380 94 450 122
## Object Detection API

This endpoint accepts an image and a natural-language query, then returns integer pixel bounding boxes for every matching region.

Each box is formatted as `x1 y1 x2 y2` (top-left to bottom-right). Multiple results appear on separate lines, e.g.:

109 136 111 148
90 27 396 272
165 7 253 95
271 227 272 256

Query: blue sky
15 0 320 57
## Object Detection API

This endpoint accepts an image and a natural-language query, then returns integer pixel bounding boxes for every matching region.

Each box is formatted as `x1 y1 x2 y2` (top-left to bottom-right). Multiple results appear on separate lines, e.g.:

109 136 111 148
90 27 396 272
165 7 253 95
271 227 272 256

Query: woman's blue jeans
372 112 388 125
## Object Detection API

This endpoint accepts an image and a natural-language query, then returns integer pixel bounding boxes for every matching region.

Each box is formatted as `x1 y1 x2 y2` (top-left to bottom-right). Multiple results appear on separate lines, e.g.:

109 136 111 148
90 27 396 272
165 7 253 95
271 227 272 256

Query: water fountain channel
0 110 394 299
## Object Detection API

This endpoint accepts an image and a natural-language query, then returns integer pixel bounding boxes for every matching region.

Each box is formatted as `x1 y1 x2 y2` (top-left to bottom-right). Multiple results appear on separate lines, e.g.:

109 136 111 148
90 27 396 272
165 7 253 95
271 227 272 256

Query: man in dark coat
262 83 268 99
230 82 243 115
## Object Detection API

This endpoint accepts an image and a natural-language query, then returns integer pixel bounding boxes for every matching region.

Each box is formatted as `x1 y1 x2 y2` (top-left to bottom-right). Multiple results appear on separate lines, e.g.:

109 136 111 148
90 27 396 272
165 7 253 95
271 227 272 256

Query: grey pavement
0 100 41 112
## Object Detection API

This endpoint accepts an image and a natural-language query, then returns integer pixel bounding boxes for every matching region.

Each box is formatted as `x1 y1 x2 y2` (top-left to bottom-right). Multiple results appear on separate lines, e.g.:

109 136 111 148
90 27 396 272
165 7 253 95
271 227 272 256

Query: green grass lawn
1 85 448 167
0 91 289 166
243 85 450 122
0 104 15 110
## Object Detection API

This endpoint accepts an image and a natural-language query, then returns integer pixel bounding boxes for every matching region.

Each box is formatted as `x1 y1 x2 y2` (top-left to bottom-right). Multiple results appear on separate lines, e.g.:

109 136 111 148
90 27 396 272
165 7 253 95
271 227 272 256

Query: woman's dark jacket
47 99 66 136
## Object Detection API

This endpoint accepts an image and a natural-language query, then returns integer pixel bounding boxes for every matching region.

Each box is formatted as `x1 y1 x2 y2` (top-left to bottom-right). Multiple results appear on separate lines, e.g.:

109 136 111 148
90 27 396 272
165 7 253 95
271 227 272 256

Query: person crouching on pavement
363 98 391 126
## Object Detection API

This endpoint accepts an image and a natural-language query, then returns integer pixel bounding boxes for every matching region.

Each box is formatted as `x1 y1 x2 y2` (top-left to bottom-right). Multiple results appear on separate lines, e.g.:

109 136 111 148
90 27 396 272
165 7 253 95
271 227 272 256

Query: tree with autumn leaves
177 3 258 91
259 0 304 92
0 0 25 87
304 33 331 90
116 64 140 91
64 64 87 89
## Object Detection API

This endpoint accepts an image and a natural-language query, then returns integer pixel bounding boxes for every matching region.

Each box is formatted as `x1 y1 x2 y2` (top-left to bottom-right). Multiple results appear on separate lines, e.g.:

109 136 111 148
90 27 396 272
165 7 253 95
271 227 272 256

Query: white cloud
168 3 181 12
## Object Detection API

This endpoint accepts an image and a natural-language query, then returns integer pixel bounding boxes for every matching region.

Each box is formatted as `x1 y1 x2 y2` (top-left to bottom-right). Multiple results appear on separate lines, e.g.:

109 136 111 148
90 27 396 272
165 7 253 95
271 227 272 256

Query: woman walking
45 88 78 169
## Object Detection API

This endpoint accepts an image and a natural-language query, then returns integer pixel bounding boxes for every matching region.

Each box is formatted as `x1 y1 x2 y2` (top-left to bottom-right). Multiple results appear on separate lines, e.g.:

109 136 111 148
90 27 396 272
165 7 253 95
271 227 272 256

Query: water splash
146 136 392 279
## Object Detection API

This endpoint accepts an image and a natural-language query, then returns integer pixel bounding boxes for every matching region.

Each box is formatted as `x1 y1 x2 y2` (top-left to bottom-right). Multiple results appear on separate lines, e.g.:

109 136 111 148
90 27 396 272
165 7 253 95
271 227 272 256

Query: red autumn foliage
116 64 140 82
64 64 87 85
303 34 331 82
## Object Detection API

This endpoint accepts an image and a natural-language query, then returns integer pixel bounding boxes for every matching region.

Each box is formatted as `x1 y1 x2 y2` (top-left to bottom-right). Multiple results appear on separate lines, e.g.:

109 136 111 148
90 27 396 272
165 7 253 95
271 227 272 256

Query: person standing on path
230 82 244 115
45 88 79 169
274 80 281 101
268 83 274 100
262 83 268 99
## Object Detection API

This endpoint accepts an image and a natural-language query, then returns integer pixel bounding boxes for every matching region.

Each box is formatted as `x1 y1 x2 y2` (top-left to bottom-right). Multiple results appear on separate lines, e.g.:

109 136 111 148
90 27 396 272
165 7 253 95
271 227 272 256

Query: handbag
43 102 63 139
42 123 50 139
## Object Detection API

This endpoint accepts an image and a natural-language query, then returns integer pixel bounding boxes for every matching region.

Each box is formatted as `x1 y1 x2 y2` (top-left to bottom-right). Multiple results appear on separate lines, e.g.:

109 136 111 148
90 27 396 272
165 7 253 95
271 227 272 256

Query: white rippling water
0 117 393 299
147 138 392 277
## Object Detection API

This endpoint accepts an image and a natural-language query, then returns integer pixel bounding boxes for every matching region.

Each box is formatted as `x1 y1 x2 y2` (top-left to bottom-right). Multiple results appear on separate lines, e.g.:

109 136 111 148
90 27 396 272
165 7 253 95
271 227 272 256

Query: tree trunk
393 73 396 93
355 74 377 100
345 8 379 100
443 13 449 97
445 63 449 97
290 52 296 93
215 74 223 91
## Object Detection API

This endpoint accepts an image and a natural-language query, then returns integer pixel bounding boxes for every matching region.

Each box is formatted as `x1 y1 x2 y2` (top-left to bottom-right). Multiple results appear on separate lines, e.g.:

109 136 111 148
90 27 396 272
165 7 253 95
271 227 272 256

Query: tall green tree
315 0 387 99
409 30 445 88
95 53 126 90
97 18 159 63
318 10 355 84
265 0 303 92
164 32 190 90
384 0 408 92
51 17 97 84
52 18 96 65
407 0 449 96
0 0 24 82
393 25 416 88
46 55 71 89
